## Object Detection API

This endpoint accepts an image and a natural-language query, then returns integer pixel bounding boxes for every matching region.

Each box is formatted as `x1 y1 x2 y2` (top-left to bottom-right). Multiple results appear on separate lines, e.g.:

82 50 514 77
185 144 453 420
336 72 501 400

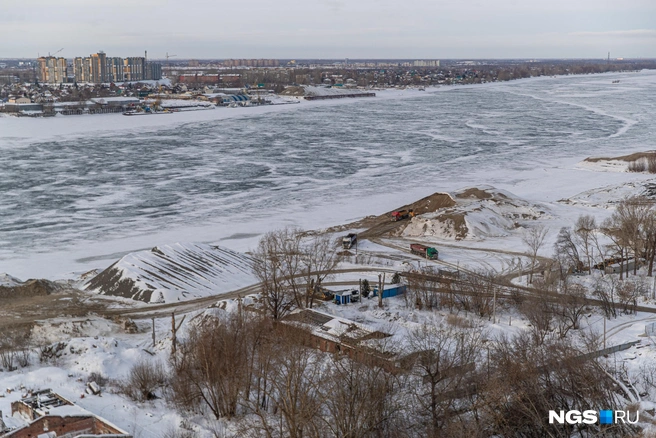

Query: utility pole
171 311 186 361
603 317 607 349
378 273 386 308
151 318 156 348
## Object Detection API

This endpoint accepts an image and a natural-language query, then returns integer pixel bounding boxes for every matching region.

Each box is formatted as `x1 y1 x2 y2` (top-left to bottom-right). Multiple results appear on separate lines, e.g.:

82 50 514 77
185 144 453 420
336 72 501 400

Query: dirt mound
0 279 62 300
404 187 546 241
330 188 541 241
353 192 457 239
394 192 457 215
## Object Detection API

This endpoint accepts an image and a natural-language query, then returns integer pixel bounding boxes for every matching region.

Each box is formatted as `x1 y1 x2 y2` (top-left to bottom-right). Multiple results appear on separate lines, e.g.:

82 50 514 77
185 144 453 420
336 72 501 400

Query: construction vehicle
342 233 357 249
391 209 415 221
410 243 439 260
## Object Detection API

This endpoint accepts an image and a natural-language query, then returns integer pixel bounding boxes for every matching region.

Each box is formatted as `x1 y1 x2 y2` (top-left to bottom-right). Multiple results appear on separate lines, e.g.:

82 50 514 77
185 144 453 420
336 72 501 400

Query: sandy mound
84 243 256 304
354 192 457 239
403 186 546 241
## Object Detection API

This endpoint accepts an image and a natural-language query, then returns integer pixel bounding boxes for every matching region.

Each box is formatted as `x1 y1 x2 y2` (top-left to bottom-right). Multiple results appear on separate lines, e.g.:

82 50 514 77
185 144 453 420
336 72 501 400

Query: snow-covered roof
89 96 140 104
284 308 384 344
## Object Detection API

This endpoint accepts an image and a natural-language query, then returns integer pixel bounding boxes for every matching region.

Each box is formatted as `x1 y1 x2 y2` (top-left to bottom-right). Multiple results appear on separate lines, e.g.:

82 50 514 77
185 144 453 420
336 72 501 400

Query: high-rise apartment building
146 62 162 81
90 51 107 83
413 60 440 67
107 57 124 82
61 52 162 83
37 57 67 84
73 57 91 83
124 57 144 82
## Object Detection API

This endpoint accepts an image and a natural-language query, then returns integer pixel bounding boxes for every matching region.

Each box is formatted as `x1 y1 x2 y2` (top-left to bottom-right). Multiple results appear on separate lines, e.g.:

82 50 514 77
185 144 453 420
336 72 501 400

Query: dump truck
342 233 357 249
410 243 439 260
391 209 415 222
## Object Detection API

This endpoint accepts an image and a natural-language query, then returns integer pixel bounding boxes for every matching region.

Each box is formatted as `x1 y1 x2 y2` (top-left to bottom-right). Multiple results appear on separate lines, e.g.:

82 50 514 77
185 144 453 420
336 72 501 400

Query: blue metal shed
334 290 352 305
373 284 407 299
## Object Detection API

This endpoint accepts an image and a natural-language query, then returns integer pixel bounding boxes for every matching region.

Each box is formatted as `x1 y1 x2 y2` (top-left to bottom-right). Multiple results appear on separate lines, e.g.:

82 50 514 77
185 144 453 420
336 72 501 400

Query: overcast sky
1 0 654 59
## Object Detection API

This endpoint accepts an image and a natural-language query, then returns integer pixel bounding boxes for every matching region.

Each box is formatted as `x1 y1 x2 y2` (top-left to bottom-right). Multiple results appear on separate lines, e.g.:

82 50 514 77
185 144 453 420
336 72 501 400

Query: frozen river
2 71 656 279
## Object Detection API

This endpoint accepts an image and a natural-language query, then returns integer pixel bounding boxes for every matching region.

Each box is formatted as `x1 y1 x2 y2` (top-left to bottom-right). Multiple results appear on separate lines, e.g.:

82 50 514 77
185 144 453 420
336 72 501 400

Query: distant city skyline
1 0 654 59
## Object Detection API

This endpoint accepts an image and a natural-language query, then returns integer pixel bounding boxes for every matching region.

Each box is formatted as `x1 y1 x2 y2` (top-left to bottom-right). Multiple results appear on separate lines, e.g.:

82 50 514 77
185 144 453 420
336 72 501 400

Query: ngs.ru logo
549 410 639 425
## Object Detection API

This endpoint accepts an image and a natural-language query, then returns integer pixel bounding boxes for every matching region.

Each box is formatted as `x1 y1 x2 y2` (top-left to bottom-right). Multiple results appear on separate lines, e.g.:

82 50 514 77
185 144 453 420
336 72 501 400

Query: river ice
1 70 655 279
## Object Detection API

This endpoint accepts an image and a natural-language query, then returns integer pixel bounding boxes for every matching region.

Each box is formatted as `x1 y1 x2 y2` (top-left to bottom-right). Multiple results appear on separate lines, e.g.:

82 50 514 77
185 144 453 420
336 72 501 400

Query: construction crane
49 48 64 57
165 52 177 78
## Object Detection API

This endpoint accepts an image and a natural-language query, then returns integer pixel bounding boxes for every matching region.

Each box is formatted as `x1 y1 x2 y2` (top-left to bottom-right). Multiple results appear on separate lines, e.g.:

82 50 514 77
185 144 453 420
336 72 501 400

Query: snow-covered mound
403 186 547 241
560 180 656 208
84 243 256 304
0 273 22 286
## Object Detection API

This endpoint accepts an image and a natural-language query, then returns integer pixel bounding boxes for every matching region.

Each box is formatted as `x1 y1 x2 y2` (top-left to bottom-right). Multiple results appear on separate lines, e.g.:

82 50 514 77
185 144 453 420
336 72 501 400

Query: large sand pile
403 186 547 241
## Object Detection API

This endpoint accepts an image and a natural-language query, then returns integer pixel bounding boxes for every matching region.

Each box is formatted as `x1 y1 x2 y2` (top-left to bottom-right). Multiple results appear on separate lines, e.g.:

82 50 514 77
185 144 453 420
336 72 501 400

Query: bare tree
554 281 588 337
574 214 597 274
406 322 481 436
121 358 167 402
301 233 340 309
252 228 301 320
320 357 404 438
481 332 635 438
593 275 618 318
553 227 581 279
253 228 340 316
405 266 446 311
643 211 656 276
244 333 323 438
520 292 555 345
602 197 653 278
522 225 548 285
169 312 269 419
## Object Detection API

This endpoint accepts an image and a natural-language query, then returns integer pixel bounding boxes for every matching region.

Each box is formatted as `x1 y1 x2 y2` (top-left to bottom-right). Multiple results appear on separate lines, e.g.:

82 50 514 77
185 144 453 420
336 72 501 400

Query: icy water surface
2 71 656 277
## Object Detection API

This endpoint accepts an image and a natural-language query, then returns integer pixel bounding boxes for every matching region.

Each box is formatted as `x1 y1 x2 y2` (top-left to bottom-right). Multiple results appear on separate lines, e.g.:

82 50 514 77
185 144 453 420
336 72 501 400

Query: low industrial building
281 309 411 372
5 389 131 438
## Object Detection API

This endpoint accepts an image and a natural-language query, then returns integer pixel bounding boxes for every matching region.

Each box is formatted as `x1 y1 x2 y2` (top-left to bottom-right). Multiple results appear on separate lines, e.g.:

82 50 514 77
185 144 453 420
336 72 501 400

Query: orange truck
391 209 415 221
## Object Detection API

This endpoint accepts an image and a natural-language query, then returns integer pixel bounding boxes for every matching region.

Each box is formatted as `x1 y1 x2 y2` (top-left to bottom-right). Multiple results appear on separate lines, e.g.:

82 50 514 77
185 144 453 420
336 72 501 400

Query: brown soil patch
0 287 108 331
435 212 469 240
0 279 62 299
399 192 457 215
584 151 656 163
